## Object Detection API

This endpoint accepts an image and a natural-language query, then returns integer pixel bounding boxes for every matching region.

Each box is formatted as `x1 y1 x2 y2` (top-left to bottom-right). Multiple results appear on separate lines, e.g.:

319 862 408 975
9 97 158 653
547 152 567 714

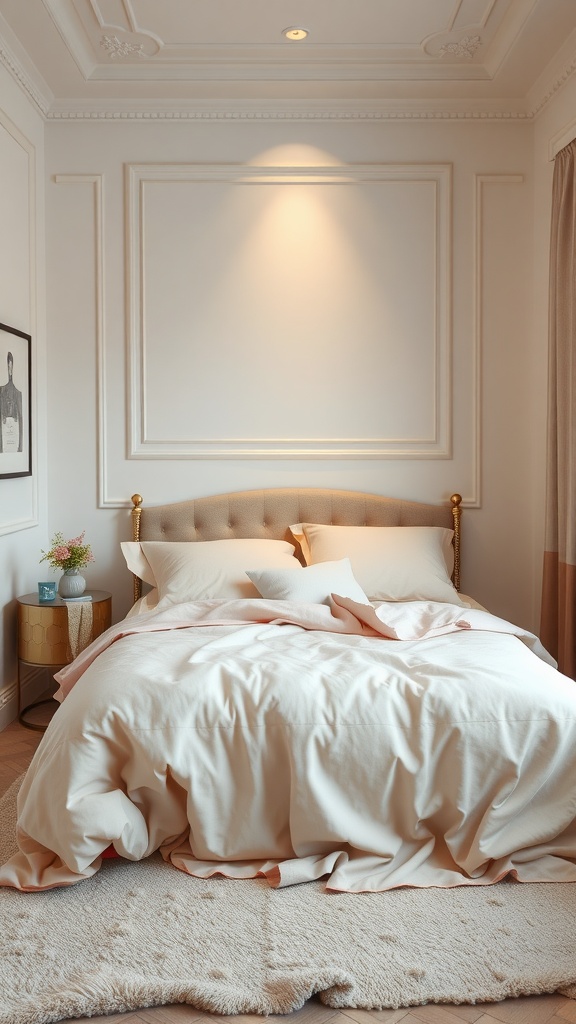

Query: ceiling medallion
439 34 482 59
100 35 147 60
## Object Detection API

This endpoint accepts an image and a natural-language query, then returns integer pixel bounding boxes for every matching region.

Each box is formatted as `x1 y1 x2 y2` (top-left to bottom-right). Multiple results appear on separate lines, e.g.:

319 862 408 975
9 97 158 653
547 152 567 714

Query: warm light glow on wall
249 146 342 168
228 186 361 360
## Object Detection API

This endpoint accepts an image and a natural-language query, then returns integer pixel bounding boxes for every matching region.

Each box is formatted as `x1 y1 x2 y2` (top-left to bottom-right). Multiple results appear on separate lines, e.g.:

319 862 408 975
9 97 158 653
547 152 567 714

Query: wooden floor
2 713 576 1024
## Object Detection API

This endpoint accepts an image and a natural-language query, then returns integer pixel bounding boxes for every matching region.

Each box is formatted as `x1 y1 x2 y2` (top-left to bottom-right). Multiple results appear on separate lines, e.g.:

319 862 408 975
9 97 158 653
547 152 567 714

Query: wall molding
0 108 39 536
54 174 105 504
473 173 524 509
126 162 452 461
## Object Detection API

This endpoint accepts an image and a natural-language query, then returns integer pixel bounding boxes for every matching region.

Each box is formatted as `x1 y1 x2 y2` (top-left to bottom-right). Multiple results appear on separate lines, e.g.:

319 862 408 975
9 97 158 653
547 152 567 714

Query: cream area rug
2 777 576 1024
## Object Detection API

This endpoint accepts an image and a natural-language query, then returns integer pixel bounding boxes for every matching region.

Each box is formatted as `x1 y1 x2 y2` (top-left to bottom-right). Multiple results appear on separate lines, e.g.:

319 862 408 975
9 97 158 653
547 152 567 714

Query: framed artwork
0 322 31 478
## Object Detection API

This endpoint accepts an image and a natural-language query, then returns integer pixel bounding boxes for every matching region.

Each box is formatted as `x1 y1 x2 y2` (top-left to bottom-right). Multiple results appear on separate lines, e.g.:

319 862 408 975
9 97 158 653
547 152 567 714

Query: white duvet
2 596 576 893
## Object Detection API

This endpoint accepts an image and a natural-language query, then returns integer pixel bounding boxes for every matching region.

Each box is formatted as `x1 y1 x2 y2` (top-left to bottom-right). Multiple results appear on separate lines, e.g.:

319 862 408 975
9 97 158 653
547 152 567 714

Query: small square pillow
289 524 464 605
137 538 300 602
246 558 370 606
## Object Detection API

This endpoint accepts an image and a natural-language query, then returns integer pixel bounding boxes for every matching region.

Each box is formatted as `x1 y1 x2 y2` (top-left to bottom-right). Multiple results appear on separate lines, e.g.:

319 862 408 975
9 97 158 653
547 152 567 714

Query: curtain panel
541 139 576 679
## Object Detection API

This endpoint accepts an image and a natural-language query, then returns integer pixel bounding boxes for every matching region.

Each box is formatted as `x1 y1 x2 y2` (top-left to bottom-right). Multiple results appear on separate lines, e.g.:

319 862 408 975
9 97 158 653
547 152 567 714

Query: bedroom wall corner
0 60 48 730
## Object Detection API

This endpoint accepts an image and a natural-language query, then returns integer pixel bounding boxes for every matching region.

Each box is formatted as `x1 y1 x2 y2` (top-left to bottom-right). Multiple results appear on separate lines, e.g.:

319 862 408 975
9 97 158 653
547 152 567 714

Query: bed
2 485 576 895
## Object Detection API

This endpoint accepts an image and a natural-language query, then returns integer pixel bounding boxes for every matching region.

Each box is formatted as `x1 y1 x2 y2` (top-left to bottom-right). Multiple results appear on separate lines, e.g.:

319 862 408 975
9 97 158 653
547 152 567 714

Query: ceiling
0 0 575 118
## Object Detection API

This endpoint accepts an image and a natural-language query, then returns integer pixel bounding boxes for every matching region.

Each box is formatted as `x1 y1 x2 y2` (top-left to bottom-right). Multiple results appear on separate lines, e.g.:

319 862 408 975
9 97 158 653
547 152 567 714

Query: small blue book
62 595 93 602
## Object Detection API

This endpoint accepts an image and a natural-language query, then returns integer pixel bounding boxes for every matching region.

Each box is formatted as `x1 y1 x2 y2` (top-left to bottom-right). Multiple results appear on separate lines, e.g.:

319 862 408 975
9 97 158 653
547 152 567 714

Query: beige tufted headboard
129 488 462 604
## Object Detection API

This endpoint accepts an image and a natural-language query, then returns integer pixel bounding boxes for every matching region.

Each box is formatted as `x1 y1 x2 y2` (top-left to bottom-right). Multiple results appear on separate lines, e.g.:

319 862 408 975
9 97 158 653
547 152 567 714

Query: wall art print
0 322 31 478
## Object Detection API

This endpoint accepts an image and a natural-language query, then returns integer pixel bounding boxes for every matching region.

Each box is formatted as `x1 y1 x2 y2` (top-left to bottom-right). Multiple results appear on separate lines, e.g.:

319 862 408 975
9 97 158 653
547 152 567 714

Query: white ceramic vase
58 568 86 598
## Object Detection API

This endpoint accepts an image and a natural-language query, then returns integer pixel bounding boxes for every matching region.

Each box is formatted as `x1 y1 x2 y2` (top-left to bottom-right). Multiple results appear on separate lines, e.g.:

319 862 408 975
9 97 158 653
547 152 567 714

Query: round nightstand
17 590 112 730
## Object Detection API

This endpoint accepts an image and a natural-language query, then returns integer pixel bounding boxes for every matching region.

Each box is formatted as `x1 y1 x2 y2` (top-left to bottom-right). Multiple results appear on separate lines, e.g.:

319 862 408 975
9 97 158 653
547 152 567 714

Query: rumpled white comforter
2 596 576 893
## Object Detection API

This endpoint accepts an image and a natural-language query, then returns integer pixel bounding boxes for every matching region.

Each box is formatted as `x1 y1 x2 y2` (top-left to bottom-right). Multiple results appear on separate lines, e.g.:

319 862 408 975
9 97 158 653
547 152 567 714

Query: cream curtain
541 138 576 679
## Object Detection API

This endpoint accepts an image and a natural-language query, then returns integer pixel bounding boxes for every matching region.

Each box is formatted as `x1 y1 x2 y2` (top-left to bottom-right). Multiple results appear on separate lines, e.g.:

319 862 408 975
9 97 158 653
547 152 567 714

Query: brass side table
17 591 112 730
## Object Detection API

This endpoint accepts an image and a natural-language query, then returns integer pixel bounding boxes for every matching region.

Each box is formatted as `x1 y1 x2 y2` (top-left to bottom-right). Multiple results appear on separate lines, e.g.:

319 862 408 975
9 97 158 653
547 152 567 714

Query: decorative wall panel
54 174 105 501
0 111 37 534
127 163 452 459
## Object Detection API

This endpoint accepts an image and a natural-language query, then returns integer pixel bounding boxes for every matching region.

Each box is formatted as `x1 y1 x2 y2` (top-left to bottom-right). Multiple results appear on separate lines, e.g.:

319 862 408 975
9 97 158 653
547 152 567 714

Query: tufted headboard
129 488 462 604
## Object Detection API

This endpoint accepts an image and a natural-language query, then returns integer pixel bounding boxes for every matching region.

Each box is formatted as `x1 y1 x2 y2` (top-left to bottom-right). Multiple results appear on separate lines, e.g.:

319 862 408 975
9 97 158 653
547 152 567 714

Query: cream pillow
246 558 369 606
120 541 156 586
289 524 464 605
137 539 300 602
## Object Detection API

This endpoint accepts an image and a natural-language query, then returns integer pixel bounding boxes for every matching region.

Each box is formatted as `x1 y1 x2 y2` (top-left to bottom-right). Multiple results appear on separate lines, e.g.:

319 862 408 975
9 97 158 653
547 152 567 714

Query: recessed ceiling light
282 27 308 41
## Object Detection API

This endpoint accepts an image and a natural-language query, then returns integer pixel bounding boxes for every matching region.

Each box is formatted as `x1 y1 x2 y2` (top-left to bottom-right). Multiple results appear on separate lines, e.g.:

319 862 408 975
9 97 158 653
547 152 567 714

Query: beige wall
44 117 535 622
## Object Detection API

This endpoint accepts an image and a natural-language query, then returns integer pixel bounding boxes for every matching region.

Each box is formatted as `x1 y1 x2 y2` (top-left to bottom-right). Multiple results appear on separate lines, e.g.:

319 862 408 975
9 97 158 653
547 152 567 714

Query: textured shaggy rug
2 777 576 1024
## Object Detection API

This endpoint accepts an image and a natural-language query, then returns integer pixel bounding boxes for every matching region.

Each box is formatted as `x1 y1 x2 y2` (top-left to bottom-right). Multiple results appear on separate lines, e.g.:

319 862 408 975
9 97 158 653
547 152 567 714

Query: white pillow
136 539 300 602
246 558 369 606
289 524 464 605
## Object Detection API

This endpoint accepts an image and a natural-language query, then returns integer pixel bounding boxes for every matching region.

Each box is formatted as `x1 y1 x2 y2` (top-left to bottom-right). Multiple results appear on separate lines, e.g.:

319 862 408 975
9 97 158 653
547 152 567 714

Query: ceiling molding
528 48 576 120
0 10 52 117
36 0 550 89
0 12 574 125
549 117 576 160
45 106 534 122
0 44 50 116
37 0 500 85
84 57 494 85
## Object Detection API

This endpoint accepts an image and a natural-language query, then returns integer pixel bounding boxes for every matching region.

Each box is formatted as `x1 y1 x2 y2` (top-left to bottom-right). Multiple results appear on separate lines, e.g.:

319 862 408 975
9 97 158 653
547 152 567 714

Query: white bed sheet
2 597 576 893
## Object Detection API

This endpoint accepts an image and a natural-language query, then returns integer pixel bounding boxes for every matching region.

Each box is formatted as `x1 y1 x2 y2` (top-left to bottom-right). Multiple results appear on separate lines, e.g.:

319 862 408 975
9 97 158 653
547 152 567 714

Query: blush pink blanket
0 597 570 894
53 595 554 700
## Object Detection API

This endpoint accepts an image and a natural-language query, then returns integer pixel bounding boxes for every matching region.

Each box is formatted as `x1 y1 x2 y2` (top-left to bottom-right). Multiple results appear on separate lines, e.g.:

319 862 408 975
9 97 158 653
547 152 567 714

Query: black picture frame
0 322 31 479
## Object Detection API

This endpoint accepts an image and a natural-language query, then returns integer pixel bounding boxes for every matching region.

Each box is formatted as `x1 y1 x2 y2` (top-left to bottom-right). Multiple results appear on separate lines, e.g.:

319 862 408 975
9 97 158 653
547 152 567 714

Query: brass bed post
450 493 462 592
131 494 143 604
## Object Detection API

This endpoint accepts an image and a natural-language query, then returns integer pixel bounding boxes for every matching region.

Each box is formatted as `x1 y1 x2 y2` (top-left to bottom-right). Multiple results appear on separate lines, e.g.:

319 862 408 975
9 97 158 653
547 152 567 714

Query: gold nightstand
17 590 112 730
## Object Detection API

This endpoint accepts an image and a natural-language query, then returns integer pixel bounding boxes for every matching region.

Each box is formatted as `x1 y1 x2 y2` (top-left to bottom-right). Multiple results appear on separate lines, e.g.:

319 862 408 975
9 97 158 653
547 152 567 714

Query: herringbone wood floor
2 714 576 1024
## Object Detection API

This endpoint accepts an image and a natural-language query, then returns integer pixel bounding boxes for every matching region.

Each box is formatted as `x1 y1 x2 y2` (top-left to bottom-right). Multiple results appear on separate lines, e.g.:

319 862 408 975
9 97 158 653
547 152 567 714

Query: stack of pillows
121 523 465 610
